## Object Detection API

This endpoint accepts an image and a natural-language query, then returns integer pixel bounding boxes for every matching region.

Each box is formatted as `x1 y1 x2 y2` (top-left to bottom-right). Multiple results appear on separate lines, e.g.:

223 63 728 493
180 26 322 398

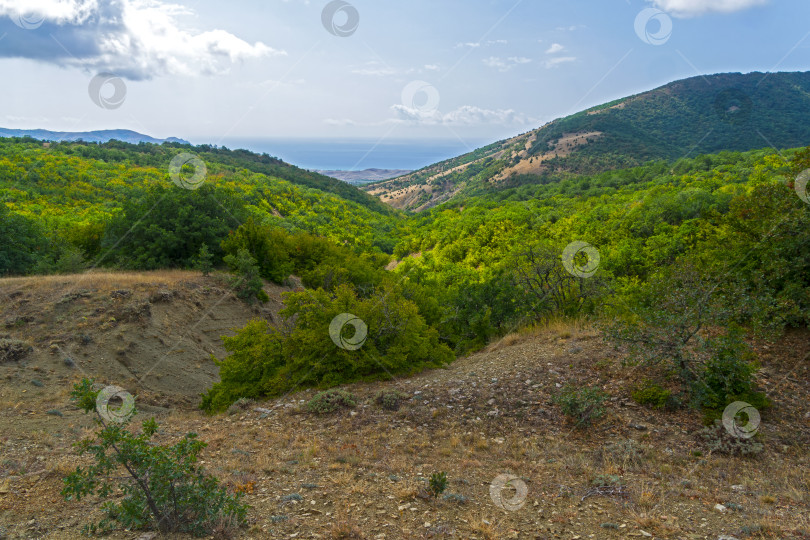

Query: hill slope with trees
365 71 810 211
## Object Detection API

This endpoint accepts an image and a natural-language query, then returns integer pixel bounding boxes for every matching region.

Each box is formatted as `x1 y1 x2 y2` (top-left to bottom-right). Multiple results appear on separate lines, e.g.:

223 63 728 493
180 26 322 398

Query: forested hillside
366 71 810 211
2 136 808 414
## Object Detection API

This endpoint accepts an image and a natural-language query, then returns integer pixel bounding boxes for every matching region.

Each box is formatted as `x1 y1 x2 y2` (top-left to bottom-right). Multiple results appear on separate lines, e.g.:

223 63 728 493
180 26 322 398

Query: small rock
731 485 744 492
630 423 647 431
640 532 652 538
714 503 727 513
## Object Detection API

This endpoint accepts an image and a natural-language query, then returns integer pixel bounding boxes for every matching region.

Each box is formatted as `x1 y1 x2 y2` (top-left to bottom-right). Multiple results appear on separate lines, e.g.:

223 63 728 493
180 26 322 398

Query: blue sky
0 0 807 148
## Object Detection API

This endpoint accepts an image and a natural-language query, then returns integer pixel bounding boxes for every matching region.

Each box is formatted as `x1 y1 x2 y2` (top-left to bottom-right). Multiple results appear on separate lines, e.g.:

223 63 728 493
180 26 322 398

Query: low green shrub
374 390 408 411
693 328 769 417
553 385 609 427
428 472 448 498
62 379 247 536
306 389 357 414
631 380 672 409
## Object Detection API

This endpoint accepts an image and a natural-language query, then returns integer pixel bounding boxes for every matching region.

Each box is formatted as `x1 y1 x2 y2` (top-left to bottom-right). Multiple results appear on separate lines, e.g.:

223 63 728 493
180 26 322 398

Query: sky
0 0 807 151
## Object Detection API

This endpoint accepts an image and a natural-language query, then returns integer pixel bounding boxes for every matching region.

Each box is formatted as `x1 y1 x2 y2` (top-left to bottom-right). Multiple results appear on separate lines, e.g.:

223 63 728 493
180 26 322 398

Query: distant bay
210 138 491 171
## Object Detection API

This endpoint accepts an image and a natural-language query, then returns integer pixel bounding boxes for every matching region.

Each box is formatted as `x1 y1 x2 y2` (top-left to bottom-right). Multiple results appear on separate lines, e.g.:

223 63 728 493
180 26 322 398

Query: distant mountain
0 128 189 145
317 168 411 185
365 71 810 211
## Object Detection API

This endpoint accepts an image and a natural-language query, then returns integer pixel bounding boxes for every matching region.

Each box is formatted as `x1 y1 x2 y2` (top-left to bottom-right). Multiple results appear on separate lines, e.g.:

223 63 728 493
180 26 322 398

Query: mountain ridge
364 71 810 211
0 127 189 145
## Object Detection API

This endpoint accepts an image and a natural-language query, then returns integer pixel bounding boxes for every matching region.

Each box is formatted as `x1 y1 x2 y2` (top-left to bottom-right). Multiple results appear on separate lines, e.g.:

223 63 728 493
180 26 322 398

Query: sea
211 138 492 172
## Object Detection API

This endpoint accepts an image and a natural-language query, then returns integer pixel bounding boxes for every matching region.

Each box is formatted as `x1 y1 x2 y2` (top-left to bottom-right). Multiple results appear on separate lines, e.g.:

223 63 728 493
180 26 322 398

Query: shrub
62 379 247 536
604 263 767 413
201 284 453 412
221 218 294 285
226 397 256 416
443 493 468 504
693 328 769 415
631 380 672 409
698 420 764 457
553 385 609 427
0 338 33 363
196 244 213 277
306 389 357 414
223 249 265 303
374 390 408 411
428 472 448 498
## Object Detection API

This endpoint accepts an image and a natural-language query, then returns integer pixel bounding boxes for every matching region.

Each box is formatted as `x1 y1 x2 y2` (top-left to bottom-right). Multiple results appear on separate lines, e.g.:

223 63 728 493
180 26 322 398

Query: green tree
195 244 213 276
102 184 246 270
202 284 453 411
221 218 293 284
223 248 266 303
0 205 49 276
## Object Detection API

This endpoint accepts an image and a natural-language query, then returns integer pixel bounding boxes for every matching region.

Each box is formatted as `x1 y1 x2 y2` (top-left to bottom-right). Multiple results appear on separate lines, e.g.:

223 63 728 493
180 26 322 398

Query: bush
201 284 453 412
62 379 247 536
698 420 764 457
223 249 265 303
631 380 673 409
693 328 769 415
196 244 213 277
0 338 33 363
226 397 256 416
374 390 408 411
306 389 357 414
428 472 448 498
553 385 609 427
221 218 293 285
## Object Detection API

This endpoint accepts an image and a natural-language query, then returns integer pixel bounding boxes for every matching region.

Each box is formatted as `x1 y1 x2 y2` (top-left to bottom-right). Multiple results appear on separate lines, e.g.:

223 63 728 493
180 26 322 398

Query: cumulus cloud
649 0 769 17
390 104 531 127
545 43 565 54
0 0 282 80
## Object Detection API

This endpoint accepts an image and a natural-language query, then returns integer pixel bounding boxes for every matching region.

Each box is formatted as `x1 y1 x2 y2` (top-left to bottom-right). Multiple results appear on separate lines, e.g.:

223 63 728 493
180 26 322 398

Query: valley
1 71 809 539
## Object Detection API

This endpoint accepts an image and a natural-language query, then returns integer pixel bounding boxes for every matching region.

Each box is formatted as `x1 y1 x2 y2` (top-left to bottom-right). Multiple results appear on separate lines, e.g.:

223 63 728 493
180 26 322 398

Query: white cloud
649 0 768 17
352 67 396 76
424 64 440 71
390 104 531 127
545 43 565 54
483 56 532 72
556 25 585 31
543 56 576 68
0 0 281 80
454 42 480 49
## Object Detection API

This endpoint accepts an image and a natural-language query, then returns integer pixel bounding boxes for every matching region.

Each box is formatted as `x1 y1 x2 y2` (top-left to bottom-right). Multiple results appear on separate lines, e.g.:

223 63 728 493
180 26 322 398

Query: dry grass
0 269 198 292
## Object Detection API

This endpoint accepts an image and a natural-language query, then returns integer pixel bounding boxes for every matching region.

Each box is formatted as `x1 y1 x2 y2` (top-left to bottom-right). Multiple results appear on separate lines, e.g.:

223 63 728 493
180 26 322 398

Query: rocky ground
0 272 808 539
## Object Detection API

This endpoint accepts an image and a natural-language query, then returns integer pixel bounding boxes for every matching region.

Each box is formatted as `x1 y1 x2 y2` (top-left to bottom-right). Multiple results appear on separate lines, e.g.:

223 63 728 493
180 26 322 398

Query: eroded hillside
0 272 808 539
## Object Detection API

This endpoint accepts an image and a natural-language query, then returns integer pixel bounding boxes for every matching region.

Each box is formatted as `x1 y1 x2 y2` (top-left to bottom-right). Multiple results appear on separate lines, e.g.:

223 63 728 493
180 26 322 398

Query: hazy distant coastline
316 168 411 185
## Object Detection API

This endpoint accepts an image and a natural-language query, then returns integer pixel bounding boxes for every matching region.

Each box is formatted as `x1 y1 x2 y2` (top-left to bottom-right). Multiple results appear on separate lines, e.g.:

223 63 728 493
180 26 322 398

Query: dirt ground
0 272 808 539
